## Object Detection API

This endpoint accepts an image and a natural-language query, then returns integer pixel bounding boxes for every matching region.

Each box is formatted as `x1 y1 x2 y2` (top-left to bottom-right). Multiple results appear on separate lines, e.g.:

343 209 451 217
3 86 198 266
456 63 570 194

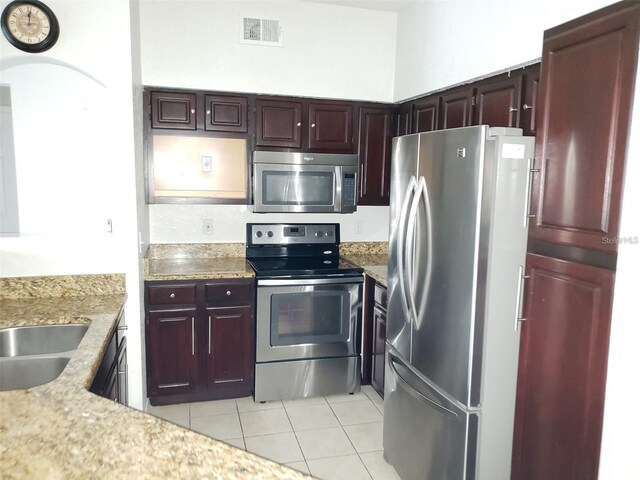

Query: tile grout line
333 397 375 480
281 398 311 474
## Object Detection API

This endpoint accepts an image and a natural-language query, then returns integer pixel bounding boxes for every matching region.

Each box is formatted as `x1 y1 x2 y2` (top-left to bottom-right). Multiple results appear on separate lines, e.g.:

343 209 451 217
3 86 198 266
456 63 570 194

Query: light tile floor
146 385 400 480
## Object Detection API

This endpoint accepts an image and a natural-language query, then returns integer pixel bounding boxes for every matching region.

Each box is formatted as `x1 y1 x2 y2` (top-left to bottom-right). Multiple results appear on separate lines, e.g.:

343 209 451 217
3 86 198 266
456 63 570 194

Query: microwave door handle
335 166 342 212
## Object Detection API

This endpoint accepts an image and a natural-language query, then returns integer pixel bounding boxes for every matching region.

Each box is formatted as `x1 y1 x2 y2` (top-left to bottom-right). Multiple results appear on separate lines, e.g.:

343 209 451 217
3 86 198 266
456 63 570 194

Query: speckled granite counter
0 274 305 480
341 242 388 286
144 243 255 281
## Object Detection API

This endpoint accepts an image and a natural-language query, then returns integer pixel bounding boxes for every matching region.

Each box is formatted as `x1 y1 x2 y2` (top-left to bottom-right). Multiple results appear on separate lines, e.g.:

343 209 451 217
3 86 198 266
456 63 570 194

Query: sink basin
0 324 88 357
0 356 71 391
0 324 89 391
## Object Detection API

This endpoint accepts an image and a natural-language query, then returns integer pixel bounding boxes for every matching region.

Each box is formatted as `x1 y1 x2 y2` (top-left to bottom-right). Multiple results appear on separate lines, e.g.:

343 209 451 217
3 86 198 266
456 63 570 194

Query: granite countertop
340 243 388 286
0 275 305 480
144 243 255 281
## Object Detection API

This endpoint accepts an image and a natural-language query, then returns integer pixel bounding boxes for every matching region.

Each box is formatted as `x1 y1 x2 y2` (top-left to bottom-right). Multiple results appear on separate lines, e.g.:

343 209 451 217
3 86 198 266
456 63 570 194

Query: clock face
1 0 59 53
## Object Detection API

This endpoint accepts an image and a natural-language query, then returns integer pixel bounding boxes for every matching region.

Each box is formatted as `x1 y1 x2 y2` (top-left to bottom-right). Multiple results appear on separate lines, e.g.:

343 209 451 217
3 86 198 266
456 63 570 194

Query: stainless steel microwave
251 151 358 213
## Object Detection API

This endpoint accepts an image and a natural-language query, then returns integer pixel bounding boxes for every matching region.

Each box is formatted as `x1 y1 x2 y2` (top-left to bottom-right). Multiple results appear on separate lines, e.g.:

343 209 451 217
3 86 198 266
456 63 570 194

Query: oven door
253 163 342 213
256 276 363 362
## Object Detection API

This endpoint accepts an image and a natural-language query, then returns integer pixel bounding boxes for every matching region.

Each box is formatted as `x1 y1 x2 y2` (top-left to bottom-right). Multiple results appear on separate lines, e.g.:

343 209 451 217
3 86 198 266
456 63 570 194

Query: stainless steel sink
0 324 88 357
0 356 72 391
0 324 88 391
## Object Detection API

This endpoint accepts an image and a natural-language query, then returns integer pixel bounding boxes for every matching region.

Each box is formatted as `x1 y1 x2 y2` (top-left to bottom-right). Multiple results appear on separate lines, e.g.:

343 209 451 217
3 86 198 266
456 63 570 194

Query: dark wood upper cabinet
204 94 247 133
521 64 540 136
255 99 303 148
512 254 614 480
529 2 640 253
412 95 440 133
440 86 474 129
308 103 354 152
358 107 392 206
472 75 523 128
394 102 412 137
150 91 197 130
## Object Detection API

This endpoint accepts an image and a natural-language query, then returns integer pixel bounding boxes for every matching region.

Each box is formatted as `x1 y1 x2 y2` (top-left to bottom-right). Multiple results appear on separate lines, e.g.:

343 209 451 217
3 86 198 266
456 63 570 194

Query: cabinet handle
359 163 364 193
226 290 232 296
191 317 195 355
509 107 518 113
296 122 302 127
206 110 211 115
311 123 316 128
208 315 212 355
117 325 128 331
170 293 175 299
190 109 196 114
523 104 533 110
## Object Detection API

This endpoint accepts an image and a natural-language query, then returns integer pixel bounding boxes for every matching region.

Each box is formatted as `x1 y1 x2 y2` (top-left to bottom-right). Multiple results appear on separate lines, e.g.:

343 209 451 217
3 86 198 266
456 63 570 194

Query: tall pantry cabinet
511 3 640 480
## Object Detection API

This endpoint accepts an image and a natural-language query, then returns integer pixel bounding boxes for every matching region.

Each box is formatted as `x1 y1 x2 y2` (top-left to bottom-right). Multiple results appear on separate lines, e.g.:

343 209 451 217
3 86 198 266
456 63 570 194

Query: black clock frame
1 0 59 53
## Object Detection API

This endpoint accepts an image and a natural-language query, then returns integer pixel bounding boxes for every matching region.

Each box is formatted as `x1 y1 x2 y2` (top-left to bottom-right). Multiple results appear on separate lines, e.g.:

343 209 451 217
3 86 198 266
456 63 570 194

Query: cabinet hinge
471 96 477 106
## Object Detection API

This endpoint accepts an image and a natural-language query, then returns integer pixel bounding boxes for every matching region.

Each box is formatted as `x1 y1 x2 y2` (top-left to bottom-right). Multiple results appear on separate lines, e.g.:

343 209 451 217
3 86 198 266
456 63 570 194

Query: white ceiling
301 0 414 12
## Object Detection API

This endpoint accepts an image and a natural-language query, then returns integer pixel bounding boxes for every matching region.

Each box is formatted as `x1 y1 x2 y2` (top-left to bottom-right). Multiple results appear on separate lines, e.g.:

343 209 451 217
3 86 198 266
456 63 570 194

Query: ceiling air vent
240 17 283 47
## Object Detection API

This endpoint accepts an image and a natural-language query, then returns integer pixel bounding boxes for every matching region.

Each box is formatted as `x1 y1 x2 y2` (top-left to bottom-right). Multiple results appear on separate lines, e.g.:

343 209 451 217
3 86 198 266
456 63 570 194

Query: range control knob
255 231 263 238
315 231 324 238
267 231 274 238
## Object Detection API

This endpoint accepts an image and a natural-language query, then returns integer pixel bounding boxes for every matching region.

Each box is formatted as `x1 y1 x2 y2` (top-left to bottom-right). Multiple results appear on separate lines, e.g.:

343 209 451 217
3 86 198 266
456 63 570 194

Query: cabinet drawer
148 284 197 306
206 282 253 305
374 283 387 310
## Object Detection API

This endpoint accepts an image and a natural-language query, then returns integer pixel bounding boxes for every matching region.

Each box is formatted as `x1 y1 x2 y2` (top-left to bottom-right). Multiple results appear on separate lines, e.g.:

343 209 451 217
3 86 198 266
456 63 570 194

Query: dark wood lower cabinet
145 279 255 406
90 313 127 405
371 305 386 397
511 254 614 480
205 306 253 393
147 308 198 397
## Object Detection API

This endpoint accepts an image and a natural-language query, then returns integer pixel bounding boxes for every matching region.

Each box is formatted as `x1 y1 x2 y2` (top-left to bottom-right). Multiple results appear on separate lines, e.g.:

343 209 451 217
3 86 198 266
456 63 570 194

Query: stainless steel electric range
246 223 364 402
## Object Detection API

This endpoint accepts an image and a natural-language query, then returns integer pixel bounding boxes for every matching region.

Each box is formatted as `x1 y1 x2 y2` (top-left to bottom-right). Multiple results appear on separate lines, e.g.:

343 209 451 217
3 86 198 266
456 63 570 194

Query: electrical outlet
201 156 212 172
203 219 213 234
356 220 363 235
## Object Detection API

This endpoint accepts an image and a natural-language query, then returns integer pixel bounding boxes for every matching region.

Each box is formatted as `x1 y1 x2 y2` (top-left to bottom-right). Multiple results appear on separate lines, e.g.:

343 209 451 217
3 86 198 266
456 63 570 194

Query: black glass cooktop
247 256 363 278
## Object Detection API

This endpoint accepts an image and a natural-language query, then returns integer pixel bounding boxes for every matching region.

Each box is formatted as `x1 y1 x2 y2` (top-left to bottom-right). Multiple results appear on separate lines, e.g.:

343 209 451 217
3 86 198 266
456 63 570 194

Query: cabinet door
255 99 303 148
440 87 474 129
358 107 392 206
116 337 128 406
204 306 254 390
412 95 439 133
147 308 198 396
308 103 354 152
529 3 639 252
472 75 523 128
521 64 540 136
204 94 247 133
394 103 412 137
150 91 197 130
512 254 614 480
371 306 386 398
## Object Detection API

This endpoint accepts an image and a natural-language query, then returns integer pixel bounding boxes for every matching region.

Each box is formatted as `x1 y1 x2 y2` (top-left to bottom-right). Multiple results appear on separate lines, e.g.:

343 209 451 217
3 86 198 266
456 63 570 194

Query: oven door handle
257 276 364 287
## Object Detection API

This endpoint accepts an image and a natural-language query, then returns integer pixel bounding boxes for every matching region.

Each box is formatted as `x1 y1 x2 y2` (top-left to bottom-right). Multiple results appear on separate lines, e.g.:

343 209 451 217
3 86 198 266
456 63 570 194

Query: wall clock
1 0 59 53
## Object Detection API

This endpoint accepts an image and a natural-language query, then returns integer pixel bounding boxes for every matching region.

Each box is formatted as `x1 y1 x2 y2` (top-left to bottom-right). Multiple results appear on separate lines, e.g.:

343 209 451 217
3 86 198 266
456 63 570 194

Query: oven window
262 171 334 205
270 291 350 346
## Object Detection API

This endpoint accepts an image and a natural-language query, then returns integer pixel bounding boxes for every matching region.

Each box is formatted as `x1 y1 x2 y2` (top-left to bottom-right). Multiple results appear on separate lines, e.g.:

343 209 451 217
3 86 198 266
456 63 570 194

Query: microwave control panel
342 173 356 207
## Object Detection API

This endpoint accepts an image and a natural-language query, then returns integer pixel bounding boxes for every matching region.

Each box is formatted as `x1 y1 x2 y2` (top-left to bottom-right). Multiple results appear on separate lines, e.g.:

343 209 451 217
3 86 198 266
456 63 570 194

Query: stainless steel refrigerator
384 126 535 480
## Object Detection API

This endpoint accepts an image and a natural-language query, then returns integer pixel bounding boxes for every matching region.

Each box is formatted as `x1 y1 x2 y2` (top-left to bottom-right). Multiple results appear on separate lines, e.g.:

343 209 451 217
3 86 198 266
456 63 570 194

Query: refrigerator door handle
405 180 420 325
397 176 418 327
388 353 459 420
415 176 434 327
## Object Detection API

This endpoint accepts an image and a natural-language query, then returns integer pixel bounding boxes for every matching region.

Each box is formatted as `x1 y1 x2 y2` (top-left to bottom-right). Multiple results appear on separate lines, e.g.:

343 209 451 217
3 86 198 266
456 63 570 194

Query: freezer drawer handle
388 353 458 420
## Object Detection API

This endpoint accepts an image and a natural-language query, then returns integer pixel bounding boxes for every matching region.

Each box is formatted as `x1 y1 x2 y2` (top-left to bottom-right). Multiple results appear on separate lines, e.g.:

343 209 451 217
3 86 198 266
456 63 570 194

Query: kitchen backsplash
149 205 390 244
